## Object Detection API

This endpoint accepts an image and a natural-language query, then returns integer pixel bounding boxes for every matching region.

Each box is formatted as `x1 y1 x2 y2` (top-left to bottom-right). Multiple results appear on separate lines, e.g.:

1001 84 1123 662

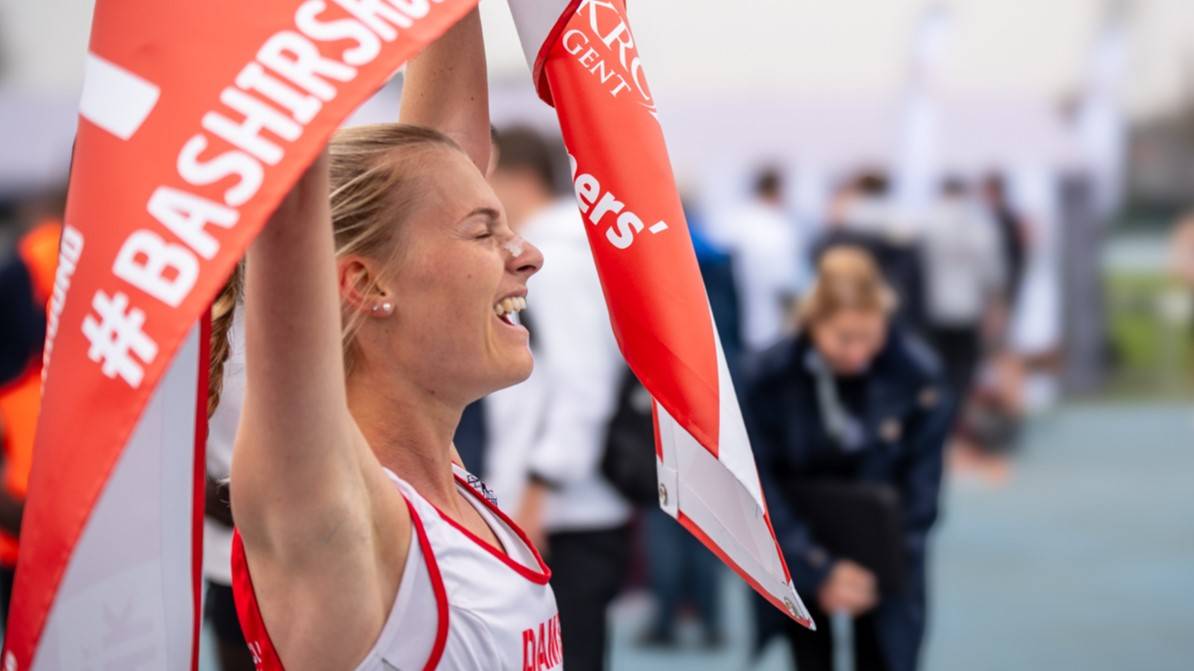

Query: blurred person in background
687 200 743 368
489 126 632 671
950 173 1033 459
981 174 1027 313
745 246 951 671
920 177 1006 416
1171 212 1194 390
0 200 62 621
819 171 927 333
1170 212 1194 290
635 200 736 651
710 166 807 353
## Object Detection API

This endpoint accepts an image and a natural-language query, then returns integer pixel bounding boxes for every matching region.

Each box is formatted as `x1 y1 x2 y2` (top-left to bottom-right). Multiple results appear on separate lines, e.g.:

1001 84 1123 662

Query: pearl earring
371 302 393 316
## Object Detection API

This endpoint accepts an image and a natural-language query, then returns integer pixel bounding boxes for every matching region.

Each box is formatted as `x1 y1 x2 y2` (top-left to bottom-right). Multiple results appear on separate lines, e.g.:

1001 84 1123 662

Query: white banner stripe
79 53 160 141
709 310 765 508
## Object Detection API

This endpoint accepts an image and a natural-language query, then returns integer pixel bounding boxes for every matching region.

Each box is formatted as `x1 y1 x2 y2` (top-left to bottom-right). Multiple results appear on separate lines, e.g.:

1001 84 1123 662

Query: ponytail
208 263 243 419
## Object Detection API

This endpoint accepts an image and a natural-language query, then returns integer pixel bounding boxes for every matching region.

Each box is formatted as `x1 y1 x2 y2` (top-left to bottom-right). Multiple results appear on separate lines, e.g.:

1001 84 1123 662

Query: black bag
780 480 906 596
600 367 658 506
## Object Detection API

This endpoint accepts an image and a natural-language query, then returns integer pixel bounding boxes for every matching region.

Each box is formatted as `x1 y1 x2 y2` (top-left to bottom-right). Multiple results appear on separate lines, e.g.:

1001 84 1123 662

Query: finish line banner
507 0 813 627
4 1 476 669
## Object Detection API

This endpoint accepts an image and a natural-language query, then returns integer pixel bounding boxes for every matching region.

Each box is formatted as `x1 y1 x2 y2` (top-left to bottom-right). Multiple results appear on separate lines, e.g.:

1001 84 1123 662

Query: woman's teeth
493 297 527 323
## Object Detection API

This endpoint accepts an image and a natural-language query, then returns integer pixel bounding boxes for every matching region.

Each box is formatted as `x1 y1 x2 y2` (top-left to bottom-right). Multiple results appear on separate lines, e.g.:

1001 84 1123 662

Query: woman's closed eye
458 206 503 242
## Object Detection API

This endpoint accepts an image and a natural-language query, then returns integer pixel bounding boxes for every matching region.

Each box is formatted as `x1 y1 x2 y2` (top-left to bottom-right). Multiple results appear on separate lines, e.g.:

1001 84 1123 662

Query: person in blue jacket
745 246 952 671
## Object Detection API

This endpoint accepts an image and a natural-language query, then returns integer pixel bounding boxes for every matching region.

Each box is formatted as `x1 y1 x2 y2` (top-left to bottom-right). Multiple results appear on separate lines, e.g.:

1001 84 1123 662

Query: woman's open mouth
493 296 527 328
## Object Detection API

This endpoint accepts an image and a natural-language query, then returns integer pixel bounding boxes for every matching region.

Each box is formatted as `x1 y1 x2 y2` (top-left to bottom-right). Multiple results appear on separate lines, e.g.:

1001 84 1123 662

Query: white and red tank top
231 464 563 670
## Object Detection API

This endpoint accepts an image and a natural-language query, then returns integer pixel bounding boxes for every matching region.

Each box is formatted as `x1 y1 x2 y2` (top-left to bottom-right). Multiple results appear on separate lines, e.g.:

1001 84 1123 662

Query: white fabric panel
506 0 575 70
78 52 160 141
654 400 811 626
709 313 765 509
34 326 201 670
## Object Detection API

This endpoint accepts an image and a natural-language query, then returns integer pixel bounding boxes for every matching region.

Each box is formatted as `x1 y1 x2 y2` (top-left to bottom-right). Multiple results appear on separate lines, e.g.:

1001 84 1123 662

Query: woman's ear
338 256 393 317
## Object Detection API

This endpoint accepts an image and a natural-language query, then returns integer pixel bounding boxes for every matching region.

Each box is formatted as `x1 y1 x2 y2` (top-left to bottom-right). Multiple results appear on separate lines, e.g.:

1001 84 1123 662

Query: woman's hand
817 559 878 616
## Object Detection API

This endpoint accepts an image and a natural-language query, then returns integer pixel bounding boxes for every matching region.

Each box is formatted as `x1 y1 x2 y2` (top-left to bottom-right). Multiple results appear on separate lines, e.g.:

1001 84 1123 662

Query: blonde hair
798 246 896 326
208 123 463 414
207 264 242 418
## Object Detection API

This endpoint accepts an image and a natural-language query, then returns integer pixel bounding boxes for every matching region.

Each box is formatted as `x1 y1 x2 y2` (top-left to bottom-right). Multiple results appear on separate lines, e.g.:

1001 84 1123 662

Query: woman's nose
507 236 544 278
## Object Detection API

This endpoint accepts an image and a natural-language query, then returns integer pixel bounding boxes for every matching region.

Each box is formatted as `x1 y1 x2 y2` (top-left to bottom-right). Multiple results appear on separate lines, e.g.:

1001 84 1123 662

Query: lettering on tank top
521 613 563 671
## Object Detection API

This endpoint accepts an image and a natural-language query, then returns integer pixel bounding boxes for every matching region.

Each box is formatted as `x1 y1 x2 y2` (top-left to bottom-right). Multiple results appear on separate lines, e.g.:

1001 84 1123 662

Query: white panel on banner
506 0 574 71
709 318 765 510
78 53 160 141
654 399 811 626
33 325 200 670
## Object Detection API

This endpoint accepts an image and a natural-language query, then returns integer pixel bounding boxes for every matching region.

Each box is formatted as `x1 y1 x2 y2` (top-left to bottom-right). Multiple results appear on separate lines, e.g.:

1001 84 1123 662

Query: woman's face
355 148 543 404
810 308 888 376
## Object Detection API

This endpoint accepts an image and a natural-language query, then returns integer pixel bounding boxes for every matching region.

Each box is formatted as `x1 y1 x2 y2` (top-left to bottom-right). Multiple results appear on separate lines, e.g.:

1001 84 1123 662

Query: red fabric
0 222 61 566
190 313 211 671
0 365 39 566
4 1 477 665
538 0 722 457
17 220 62 304
230 530 284 671
521 0 805 625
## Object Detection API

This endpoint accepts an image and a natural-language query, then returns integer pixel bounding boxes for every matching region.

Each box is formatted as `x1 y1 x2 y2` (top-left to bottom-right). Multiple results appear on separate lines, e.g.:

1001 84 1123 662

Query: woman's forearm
399 8 491 171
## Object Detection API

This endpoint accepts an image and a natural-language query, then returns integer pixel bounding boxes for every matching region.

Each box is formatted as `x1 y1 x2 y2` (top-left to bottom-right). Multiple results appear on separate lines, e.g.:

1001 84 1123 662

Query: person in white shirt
920 177 1007 399
488 126 631 671
710 168 807 353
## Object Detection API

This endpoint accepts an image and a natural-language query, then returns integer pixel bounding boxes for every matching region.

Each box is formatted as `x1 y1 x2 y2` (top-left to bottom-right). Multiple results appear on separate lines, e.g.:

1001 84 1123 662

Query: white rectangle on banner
79 53 160 141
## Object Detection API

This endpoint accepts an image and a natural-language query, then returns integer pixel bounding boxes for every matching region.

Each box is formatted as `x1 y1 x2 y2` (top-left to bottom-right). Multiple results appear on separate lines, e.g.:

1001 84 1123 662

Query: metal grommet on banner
658 483 668 506
783 597 798 617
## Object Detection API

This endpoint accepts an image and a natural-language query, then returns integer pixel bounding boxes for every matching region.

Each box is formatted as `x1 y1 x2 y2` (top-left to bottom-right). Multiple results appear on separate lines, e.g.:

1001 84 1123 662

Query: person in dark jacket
745 246 952 671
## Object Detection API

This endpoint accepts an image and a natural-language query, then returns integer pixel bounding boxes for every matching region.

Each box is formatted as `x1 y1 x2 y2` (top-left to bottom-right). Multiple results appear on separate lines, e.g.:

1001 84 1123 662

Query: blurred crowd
1 117 1192 670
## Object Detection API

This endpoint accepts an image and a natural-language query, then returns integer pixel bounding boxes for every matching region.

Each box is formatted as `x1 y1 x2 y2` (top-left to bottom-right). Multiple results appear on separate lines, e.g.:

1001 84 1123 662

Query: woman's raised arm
230 150 410 666
232 149 386 544
399 9 491 172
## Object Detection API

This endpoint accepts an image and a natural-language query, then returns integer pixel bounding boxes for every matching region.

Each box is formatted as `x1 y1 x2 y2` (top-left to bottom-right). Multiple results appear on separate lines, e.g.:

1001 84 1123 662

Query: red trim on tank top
230 530 284 670
404 495 450 671
430 473 552 585
228 499 450 671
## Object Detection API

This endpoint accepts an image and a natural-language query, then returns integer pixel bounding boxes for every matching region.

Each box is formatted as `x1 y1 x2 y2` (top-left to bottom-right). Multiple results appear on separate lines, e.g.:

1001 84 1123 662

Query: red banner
510 0 812 625
5 2 476 668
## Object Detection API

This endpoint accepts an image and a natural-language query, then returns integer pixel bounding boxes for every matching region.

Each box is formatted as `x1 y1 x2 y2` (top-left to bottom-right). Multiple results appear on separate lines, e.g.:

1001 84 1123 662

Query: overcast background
1 1 1191 116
